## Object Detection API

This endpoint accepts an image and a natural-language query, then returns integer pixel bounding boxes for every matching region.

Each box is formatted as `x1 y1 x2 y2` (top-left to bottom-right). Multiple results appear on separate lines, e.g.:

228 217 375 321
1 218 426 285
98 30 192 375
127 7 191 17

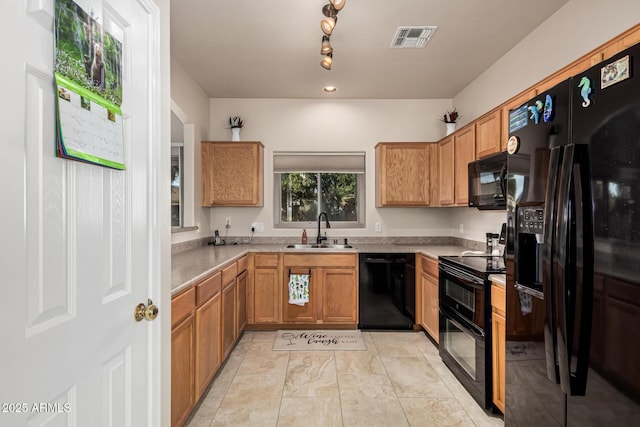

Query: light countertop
171 243 471 295
489 274 507 286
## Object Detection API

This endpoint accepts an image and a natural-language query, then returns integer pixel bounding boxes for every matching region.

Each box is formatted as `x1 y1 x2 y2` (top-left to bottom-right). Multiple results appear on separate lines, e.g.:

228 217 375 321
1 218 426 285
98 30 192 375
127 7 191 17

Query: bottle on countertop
301 229 307 244
491 233 500 256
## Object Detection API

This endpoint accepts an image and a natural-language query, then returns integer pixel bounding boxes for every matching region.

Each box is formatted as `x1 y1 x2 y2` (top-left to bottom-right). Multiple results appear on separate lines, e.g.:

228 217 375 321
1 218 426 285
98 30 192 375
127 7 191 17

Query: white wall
206 98 500 241
453 0 640 124
170 57 211 244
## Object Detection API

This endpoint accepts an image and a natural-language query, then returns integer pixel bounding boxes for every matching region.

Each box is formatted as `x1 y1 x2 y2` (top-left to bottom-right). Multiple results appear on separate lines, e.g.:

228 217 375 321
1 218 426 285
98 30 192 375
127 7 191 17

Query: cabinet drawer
172 287 196 327
283 253 357 268
222 262 238 287
421 255 439 277
237 255 249 273
255 253 279 268
491 283 506 315
196 271 221 306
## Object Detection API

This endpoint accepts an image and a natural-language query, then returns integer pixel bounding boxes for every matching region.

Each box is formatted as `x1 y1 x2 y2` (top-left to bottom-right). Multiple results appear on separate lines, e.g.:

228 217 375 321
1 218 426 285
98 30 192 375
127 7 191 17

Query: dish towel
288 274 309 306
518 290 533 315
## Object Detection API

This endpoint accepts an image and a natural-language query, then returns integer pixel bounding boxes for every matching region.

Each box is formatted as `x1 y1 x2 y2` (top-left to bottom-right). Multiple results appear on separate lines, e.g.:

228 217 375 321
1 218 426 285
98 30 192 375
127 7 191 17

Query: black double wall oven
438 255 505 409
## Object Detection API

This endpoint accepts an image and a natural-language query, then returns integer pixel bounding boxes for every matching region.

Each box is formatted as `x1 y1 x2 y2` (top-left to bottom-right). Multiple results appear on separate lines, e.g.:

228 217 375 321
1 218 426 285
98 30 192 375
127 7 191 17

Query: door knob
134 299 159 322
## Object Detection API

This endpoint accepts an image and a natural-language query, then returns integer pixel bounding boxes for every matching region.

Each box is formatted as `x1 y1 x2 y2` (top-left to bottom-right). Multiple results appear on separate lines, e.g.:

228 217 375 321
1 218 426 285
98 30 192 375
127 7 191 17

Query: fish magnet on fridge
528 100 543 124
543 94 553 122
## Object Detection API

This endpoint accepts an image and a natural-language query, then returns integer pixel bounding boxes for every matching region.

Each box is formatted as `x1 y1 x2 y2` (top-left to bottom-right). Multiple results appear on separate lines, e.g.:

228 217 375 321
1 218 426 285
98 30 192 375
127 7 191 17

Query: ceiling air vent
390 26 437 48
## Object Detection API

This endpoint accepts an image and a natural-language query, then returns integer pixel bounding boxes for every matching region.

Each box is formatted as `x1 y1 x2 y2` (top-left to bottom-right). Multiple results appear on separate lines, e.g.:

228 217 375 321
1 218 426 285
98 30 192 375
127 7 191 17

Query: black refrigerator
504 43 640 426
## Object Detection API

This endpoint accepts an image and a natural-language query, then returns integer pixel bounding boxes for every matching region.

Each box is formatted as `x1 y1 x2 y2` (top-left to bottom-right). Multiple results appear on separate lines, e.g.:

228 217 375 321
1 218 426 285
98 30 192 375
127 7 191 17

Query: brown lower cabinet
221 279 237 359
248 253 357 327
419 255 439 343
321 268 358 323
221 261 239 359
171 288 196 427
282 253 358 325
252 253 282 323
194 272 222 401
171 256 248 427
237 270 248 332
491 282 506 413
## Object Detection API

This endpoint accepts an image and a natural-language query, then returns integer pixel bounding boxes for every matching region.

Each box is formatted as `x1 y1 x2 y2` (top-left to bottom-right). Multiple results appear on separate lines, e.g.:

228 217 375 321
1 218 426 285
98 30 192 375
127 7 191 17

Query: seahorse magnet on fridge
578 76 593 107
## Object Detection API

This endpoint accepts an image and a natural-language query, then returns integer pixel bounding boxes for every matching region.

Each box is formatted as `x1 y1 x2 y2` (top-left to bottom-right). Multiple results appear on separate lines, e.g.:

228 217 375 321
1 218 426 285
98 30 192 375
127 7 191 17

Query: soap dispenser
301 229 308 244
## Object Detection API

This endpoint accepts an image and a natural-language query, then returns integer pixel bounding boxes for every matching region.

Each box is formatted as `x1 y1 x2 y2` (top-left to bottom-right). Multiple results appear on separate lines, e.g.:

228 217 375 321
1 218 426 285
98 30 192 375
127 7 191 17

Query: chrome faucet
317 212 331 244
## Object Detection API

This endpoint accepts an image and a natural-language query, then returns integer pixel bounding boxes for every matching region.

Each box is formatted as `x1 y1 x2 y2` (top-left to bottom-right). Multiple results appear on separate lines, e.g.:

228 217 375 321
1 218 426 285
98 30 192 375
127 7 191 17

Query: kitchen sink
285 244 355 249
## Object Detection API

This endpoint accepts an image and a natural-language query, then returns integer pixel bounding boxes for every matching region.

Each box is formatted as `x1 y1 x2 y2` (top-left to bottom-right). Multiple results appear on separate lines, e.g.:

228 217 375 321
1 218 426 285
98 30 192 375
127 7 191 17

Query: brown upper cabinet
375 142 433 207
438 124 474 207
475 109 501 159
201 141 264 206
437 136 454 206
454 125 475 206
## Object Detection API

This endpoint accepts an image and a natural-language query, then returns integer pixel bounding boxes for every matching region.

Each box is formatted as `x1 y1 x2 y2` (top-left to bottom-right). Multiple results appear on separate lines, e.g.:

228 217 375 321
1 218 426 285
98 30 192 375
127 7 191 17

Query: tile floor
185 331 505 427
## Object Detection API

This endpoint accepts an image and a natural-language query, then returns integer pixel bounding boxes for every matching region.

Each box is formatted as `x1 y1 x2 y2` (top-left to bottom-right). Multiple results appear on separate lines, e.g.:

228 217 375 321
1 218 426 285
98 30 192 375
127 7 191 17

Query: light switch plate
375 222 382 232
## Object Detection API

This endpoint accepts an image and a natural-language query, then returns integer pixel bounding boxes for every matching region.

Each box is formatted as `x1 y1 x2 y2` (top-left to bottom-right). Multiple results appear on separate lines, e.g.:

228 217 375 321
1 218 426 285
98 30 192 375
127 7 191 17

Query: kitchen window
273 152 365 228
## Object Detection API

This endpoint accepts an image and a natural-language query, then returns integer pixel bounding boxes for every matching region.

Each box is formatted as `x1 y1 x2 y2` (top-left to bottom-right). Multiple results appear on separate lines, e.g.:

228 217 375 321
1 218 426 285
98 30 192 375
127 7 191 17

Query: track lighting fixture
321 53 333 70
322 4 337 17
330 0 346 11
319 2 345 69
321 35 333 55
320 16 336 35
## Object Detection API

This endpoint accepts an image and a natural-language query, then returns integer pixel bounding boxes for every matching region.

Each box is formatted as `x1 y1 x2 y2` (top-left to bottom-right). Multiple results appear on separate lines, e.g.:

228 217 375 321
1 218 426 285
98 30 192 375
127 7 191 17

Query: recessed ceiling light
323 86 337 93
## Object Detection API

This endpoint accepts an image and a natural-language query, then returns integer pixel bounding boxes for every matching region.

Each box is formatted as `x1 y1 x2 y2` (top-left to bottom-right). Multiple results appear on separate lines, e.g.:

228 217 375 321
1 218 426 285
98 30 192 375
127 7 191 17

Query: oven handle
439 263 484 288
440 305 485 339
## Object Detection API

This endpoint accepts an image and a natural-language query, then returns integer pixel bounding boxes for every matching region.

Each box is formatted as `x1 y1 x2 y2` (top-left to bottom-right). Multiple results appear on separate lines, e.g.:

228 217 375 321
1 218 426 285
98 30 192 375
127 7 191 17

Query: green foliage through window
279 173 358 223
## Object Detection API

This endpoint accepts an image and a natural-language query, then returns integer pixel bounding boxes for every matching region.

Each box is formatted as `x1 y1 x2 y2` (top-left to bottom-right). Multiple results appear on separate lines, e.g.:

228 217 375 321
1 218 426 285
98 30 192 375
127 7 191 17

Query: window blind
273 151 365 173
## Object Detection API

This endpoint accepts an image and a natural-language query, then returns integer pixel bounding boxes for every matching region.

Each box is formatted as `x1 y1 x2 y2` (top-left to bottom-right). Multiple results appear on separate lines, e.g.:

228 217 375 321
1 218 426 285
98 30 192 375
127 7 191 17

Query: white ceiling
170 0 569 99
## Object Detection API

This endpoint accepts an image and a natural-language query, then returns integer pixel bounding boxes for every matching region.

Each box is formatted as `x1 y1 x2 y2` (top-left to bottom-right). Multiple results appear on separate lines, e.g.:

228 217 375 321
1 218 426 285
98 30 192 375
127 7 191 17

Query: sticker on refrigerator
578 76 592 107
507 136 520 155
509 104 528 133
601 55 630 89
528 100 543 124
542 94 553 122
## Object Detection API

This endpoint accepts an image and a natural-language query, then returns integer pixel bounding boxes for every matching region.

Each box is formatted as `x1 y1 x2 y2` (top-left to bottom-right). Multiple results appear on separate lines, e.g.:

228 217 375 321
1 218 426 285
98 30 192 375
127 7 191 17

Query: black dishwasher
358 253 415 329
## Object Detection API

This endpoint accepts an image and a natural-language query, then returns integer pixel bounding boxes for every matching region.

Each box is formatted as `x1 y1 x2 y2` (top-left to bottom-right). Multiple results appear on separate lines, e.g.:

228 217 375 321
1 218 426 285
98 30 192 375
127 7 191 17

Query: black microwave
468 152 507 210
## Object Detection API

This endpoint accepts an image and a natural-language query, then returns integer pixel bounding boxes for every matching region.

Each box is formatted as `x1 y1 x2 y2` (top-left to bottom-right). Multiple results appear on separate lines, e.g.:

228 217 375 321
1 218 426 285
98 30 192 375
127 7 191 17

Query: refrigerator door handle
542 146 563 384
569 144 594 396
554 144 574 394
555 144 594 396
499 162 508 201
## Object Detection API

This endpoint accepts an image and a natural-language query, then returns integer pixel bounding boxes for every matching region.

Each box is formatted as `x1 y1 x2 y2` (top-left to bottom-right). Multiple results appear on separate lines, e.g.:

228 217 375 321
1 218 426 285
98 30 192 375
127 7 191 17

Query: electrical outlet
225 216 231 227
251 222 264 232
459 223 464 233
375 222 382 232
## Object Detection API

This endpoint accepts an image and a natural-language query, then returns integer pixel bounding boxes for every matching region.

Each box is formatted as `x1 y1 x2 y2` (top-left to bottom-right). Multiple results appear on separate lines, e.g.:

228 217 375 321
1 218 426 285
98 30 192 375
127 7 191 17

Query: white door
0 0 164 426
